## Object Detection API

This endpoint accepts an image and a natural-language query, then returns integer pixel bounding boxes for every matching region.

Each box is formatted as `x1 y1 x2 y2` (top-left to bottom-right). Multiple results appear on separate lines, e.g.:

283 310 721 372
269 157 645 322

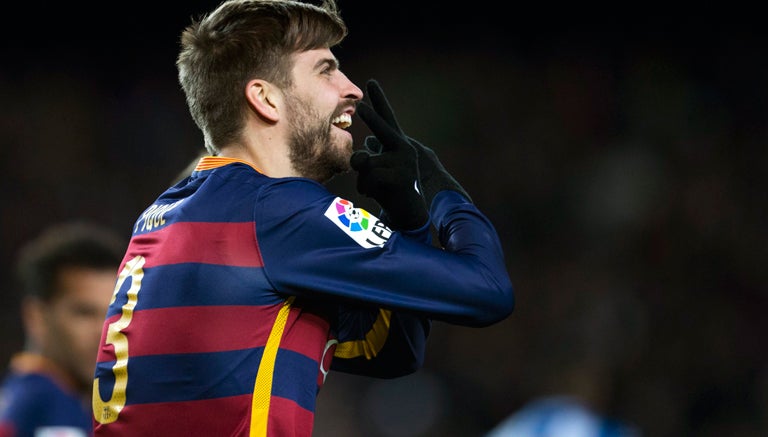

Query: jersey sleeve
255 178 514 327
329 307 431 378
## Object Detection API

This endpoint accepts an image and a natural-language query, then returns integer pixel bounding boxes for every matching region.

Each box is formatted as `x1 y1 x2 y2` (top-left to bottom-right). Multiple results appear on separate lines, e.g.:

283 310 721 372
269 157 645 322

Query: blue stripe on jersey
106 263 277 317
95 348 319 411
95 349 263 405
135 164 266 230
272 348 323 411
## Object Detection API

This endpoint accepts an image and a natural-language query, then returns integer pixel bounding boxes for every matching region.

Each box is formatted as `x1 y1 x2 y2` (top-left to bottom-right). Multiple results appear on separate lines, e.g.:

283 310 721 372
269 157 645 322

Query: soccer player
0 222 125 437
485 396 642 437
91 1 515 436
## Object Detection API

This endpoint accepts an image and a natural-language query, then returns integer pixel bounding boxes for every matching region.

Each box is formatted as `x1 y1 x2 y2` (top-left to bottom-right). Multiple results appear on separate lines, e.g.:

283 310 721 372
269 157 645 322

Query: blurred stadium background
2 2 766 436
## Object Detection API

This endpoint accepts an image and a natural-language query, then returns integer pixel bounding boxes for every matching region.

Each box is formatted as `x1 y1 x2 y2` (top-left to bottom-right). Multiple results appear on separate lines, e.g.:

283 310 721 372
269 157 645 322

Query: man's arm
330 309 431 378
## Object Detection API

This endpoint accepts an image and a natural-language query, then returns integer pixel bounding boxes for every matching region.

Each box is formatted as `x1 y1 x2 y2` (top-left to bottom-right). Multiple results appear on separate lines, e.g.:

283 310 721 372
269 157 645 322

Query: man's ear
245 79 280 123
22 296 47 349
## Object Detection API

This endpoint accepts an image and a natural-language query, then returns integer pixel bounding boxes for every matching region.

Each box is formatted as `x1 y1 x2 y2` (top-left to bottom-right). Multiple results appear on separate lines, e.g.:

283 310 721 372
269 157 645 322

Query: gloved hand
350 112 428 230
410 136 472 206
355 79 471 213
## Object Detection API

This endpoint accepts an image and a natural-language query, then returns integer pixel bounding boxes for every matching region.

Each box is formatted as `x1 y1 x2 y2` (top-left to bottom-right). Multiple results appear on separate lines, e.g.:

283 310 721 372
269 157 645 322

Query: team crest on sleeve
324 197 392 248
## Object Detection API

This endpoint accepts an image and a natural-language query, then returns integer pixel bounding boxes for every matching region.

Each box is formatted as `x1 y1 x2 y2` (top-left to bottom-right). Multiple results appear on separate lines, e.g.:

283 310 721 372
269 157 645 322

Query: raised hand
354 79 471 219
351 80 428 230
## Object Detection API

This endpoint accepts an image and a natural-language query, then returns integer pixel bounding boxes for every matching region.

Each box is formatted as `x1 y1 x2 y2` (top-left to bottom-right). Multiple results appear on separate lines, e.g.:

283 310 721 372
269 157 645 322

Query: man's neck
218 134 296 178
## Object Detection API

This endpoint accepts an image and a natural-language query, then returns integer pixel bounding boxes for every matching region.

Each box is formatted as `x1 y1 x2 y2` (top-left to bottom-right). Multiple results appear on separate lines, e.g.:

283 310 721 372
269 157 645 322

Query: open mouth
332 113 352 129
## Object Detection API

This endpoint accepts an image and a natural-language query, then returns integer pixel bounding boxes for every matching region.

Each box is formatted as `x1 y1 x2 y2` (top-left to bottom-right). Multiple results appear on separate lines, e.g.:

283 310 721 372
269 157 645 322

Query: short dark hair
177 0 347 154
16 221 126 301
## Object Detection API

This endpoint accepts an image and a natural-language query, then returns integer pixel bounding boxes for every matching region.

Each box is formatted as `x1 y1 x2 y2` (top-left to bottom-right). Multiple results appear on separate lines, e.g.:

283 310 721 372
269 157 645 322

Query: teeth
332 113 352 129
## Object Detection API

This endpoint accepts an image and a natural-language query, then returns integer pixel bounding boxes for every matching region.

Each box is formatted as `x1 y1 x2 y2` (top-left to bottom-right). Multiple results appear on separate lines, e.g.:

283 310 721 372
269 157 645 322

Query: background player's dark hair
177 0 347 155
16 221 126 301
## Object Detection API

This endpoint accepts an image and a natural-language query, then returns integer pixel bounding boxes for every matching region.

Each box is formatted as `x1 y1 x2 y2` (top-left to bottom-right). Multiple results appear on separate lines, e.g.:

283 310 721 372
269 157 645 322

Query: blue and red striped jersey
92 156 513 436
0 353 92 437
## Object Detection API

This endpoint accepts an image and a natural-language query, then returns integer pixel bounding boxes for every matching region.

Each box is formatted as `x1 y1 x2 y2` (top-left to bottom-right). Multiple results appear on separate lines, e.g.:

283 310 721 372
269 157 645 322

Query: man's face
41 266 116 390
284 48 362 182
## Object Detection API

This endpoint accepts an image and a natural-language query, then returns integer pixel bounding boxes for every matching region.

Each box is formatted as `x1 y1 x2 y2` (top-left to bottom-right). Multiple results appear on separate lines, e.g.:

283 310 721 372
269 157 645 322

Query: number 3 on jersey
92 255 145 424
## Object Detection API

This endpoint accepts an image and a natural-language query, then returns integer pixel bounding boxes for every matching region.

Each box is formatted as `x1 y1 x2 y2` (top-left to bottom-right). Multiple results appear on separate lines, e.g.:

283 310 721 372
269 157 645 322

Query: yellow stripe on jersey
334 309 391 359
250 296 295 436
195 156 263 174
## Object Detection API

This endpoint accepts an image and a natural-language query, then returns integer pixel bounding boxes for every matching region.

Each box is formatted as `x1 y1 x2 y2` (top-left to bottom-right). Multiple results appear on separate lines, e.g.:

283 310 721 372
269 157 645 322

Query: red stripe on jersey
0 423 17 437
279 307 333 356
93 395 315 437
94 395 254 437
279 307 336 390
267 396 315 437
123 222 263 268
97 305 281 361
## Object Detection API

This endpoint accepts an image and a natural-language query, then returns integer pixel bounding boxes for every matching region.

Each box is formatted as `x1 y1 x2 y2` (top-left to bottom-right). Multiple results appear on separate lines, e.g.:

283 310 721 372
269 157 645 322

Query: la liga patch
324 197 392 248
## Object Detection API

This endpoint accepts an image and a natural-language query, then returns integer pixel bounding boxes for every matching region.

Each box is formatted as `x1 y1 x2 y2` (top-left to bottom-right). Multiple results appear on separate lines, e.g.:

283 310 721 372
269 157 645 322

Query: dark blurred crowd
1 3 765 436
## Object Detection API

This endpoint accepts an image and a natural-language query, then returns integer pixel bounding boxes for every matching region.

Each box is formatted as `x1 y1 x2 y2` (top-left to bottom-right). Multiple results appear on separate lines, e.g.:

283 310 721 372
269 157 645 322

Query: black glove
350 120 428 230
356 79 471 210
409 137 472 206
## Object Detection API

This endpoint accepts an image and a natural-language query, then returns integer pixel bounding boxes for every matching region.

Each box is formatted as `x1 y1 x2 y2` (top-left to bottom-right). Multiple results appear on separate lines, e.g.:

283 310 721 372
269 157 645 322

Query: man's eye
66 303 98 317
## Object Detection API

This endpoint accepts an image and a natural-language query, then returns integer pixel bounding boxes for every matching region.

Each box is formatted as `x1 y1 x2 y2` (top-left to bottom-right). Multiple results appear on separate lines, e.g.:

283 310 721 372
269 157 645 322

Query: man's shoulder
258 177 335 207
0 372 90 436
0 371 71 415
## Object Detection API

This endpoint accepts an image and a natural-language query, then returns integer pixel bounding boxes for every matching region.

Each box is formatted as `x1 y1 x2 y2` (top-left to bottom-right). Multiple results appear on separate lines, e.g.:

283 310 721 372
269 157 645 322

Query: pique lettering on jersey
324 197 392 248
134 199 185 233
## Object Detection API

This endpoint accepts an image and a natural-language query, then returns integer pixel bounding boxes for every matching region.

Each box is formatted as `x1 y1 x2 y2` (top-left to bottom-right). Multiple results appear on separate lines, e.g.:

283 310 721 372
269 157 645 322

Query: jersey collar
194 156 263 174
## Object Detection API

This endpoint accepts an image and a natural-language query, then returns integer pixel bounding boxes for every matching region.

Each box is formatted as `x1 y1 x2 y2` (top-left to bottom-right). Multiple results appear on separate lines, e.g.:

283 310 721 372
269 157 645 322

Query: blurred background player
485 396 641 437
0 222 125 437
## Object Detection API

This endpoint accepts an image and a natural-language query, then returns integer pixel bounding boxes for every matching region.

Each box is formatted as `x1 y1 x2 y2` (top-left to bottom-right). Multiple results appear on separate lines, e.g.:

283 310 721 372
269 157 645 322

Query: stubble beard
284 93 352 183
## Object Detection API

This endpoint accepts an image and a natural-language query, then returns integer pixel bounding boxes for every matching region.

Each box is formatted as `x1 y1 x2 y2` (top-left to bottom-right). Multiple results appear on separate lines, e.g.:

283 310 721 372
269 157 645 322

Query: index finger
366 79 405 135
